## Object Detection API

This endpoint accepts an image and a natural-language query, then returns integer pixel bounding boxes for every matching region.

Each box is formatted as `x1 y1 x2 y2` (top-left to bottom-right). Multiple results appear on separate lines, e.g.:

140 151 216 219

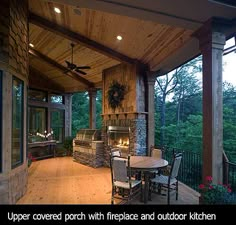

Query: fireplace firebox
107 126 130 155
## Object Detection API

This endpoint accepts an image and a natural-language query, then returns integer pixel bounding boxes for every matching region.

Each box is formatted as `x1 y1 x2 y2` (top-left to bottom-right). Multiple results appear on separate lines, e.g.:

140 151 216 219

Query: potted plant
199 176 235 204
63 136 73 156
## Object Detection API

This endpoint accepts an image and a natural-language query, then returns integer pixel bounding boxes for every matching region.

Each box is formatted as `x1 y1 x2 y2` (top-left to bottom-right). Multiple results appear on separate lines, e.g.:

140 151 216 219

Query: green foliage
72 91 102 137
154 55 236 164
199 176 234 204
72 92 89 137
156 115 202 152
96 90 102 129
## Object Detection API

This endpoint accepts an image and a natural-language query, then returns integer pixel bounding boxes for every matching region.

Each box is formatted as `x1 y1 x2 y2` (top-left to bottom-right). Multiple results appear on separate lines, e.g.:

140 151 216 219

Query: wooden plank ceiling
29 0 193 93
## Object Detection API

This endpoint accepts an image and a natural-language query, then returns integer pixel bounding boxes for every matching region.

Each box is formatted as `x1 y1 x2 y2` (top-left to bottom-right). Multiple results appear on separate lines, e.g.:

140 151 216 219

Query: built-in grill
73 129 104 167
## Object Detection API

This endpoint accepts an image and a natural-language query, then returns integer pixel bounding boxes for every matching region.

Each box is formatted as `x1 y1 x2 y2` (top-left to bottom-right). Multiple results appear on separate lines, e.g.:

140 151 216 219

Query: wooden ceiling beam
29 12 137 65
29 66 65 92
29 47 93 87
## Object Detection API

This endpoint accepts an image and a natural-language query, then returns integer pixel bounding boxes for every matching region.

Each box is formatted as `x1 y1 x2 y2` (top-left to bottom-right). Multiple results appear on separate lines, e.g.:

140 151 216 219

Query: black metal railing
160 146 202 191
228 162 236 192
223 151 236 193
158 146 236 193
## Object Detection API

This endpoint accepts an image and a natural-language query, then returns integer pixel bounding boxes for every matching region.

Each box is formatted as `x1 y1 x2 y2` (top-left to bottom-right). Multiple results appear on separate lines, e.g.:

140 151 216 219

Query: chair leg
140 183 143 202
111 187 115 204
148 180 152 201
167 185 170 205
176 181 178 200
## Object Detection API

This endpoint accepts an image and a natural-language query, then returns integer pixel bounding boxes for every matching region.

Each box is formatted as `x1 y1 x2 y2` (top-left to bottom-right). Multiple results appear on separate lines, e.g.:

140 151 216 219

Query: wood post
195 20 226 184
89 88 97 129
146 72 157 156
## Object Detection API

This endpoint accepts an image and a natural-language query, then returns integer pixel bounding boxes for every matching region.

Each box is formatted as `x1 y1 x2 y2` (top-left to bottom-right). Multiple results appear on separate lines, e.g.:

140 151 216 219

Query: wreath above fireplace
107 80 126 110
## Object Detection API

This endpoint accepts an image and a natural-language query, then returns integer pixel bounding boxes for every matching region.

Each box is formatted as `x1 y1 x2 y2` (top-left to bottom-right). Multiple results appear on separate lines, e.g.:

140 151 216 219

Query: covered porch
0 0 236 204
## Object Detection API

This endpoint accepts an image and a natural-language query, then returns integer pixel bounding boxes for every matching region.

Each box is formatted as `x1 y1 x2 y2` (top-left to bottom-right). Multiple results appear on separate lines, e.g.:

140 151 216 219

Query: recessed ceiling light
117 35 123 41
54 7 61 14
29 43 34 48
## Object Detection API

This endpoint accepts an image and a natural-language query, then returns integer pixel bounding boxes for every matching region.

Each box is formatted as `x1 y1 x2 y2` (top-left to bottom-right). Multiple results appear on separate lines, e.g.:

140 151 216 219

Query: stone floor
17 157 200 205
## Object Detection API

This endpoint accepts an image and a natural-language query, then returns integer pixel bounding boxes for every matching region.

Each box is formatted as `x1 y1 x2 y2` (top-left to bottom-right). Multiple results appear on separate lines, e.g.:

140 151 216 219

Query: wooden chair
149 153 183 204
148 147 163 178
151 148 163 159
110 148 121 157
110 155 142 204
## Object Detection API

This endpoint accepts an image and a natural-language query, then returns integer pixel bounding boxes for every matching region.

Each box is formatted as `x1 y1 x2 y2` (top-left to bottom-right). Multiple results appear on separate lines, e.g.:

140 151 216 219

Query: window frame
12 76 24 169
0 71 2 172
50 93 64 104
28 88 47 102
28 106 47 133
50 108 65 144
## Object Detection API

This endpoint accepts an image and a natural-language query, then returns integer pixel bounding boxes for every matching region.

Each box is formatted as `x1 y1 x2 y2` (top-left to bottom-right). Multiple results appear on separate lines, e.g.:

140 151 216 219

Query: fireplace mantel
101 112 148 120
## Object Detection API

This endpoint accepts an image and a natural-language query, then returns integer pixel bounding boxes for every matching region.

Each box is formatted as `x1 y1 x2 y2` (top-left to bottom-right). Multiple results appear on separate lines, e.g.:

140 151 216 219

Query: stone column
88 88 97 129
195 20 225 184
146 72 157 156
0 0 29 204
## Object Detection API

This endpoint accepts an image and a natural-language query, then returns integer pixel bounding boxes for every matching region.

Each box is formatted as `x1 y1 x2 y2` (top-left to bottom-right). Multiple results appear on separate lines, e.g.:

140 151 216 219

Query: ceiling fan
65 43 91 75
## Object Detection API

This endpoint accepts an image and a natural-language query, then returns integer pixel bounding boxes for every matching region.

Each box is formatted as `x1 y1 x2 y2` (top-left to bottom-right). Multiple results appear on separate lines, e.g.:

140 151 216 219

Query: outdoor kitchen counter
73 141 104 168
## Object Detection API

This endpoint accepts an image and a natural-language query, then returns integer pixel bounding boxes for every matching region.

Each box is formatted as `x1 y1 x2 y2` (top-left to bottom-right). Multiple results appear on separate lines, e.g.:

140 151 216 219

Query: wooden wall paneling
103 64 137 114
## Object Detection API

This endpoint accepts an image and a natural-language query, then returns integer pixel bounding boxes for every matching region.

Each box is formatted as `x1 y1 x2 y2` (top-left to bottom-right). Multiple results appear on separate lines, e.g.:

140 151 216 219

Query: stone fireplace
102 63 147 166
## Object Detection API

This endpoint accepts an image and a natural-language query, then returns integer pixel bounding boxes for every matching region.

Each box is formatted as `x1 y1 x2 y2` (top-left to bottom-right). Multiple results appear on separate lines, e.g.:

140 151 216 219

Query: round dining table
130 156 168 204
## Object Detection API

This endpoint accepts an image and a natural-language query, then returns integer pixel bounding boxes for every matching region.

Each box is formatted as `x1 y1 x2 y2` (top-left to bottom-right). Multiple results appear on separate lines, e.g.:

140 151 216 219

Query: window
28 89 47 102
28 107 47 143
0 71 2 172
51 109 64 143
12 77 24 168
50 94 64 104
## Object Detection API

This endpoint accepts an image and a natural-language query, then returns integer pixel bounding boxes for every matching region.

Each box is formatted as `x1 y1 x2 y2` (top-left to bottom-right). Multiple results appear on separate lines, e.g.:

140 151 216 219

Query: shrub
199 176 234 204
28 152 36 167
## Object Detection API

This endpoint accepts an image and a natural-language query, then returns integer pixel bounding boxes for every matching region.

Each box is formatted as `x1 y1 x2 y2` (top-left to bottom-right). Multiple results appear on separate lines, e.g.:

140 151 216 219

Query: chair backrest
151 148 162 159
111 148 121 157
110 155 130 183
169 153 182 179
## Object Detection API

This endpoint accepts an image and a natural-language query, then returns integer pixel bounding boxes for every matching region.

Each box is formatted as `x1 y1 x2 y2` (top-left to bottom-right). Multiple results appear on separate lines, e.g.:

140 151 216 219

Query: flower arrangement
199 176 233 204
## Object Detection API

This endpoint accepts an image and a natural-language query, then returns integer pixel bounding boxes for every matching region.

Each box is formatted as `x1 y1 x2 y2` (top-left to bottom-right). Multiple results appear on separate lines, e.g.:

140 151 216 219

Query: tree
223 82 236 162
96 90 102 129
72 90 102 137
72 92 89 136
155 56 202 147
155 72 178 146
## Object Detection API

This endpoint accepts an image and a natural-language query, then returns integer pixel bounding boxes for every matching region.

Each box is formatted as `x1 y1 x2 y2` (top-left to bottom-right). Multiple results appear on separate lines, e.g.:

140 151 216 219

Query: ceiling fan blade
65 60 71 67
63 68 71 74
75 68 87 75
70 63 77 70
76 66 91 70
